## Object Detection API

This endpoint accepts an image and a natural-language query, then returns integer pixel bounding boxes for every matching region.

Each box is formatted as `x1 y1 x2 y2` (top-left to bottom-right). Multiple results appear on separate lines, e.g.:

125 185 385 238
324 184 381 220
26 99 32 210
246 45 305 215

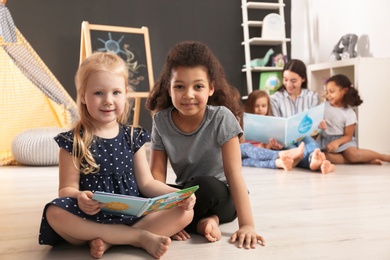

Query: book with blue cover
93 185 199 217
243 103 324 147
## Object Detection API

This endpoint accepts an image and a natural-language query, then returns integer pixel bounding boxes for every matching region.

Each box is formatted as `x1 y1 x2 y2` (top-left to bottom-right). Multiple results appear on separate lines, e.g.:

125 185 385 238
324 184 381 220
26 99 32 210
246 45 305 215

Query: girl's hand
178 194 196 211
269 138 283 150
77 190 102 215
230 225 265 249
326 140 340 153
318 119 327 130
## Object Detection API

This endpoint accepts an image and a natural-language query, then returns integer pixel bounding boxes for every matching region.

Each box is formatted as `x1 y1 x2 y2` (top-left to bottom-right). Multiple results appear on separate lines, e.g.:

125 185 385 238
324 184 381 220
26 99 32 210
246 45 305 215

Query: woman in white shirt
269 59 335 174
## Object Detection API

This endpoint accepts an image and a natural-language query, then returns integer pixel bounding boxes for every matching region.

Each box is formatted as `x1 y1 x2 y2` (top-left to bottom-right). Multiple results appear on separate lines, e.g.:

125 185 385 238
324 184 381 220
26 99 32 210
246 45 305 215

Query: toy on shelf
272 53 287 67
330 34 358 61
243 48 274 68
262 13 285 39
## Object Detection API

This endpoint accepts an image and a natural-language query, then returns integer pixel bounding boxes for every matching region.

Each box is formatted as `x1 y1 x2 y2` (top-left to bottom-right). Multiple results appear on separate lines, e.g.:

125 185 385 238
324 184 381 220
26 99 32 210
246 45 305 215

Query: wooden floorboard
1 163 390 259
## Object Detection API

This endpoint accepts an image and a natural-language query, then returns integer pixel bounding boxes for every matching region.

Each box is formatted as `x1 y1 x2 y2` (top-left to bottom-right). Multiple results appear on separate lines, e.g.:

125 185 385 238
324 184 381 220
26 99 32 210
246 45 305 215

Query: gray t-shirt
151 105 243 185
322 101 357 136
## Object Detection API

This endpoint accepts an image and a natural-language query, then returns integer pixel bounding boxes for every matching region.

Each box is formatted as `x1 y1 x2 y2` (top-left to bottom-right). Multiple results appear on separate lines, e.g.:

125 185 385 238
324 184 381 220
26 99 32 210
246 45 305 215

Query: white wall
291 0 390 153
291 0 390 64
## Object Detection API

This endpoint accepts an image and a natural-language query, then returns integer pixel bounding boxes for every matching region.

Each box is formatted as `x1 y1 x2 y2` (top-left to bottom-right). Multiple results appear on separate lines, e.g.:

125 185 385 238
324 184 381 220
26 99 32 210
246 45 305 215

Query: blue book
93 185 199 217
243 103 324 147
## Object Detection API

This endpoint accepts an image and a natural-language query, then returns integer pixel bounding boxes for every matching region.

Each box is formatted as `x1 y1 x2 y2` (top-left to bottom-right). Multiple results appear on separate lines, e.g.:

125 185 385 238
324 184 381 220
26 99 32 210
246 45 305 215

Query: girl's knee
183 209 194 226
173 207 194 228
344 148 361 162
345 154 360 163
46 204 66 223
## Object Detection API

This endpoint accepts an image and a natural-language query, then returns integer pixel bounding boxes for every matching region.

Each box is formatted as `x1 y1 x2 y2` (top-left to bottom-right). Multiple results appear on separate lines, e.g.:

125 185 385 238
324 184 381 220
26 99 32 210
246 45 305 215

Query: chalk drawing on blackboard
91 32 149 92
96 32 126 55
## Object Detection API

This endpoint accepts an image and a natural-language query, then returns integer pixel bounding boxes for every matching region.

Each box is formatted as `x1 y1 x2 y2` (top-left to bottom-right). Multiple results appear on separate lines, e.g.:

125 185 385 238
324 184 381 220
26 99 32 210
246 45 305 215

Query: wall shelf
241 0 289 95
241 66 282 72
243 37 290 45
245 2 284 9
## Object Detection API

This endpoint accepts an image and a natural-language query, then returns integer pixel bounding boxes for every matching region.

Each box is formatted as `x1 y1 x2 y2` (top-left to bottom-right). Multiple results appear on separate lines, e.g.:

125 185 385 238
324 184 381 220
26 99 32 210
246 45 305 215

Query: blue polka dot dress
39 125 150 245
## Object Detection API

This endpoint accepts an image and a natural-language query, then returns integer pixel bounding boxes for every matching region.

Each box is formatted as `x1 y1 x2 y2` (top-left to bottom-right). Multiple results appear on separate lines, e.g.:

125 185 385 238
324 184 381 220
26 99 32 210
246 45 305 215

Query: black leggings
181 176 237 233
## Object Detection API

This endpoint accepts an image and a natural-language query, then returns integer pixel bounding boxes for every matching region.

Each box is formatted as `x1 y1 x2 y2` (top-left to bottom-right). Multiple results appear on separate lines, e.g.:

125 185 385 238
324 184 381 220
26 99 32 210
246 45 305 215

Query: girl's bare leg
46 204 192 259
89 235 170 259
325 150 382 165
368 159 382 165
344 147 390 164
133 204 194 237
324 152 350 164
196 215 221 242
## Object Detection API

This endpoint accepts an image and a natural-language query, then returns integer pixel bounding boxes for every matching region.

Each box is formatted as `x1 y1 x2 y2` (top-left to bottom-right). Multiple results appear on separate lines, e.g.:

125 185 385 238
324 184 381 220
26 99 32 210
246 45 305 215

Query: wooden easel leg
132 97 141 126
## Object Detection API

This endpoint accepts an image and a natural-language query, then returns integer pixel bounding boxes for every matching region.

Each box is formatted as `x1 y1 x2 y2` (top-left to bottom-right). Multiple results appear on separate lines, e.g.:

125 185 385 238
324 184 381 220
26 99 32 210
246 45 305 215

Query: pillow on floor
11 127 68 166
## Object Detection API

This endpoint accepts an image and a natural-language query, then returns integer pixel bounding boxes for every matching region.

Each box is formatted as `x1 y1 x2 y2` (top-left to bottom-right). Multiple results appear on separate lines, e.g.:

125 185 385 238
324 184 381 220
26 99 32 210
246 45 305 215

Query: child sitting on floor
38 52 195 259
269 59 335 174
240 90 304 170
318 74 390 164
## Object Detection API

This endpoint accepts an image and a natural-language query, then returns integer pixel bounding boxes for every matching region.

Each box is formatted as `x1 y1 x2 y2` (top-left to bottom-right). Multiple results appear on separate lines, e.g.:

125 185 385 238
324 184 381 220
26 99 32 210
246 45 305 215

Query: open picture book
243 103 325 147
93 185 199 217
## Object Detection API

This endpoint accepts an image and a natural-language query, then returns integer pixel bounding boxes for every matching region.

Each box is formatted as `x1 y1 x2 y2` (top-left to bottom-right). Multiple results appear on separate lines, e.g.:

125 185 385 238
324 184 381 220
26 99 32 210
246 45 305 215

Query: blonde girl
39 52 195 259
244 89 272 116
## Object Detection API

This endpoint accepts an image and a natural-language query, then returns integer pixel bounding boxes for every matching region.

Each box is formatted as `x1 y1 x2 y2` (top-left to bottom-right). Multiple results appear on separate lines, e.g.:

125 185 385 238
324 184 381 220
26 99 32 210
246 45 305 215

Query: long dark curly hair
326 74 363 107
145 41 243 120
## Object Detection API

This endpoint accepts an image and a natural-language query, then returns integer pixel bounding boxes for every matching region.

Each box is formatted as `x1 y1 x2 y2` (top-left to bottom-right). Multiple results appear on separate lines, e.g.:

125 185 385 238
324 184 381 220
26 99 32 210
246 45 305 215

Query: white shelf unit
307 57 390 153
241 0 290 95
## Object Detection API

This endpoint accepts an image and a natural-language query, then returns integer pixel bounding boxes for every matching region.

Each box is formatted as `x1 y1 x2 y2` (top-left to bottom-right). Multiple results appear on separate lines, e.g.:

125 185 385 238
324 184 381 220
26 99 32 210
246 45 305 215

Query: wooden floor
1 163 390 260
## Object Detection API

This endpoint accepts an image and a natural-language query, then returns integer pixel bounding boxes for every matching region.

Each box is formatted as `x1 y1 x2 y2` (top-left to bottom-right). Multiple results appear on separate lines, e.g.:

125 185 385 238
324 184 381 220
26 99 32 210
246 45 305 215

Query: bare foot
197 215 221 242
279 142 305 160
381 154 390 163
275 155 294 170
369 159 383 165
139 232 171 259
90 238 111 259
309 148 326 171
293 156 302 168
320 160 335 174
